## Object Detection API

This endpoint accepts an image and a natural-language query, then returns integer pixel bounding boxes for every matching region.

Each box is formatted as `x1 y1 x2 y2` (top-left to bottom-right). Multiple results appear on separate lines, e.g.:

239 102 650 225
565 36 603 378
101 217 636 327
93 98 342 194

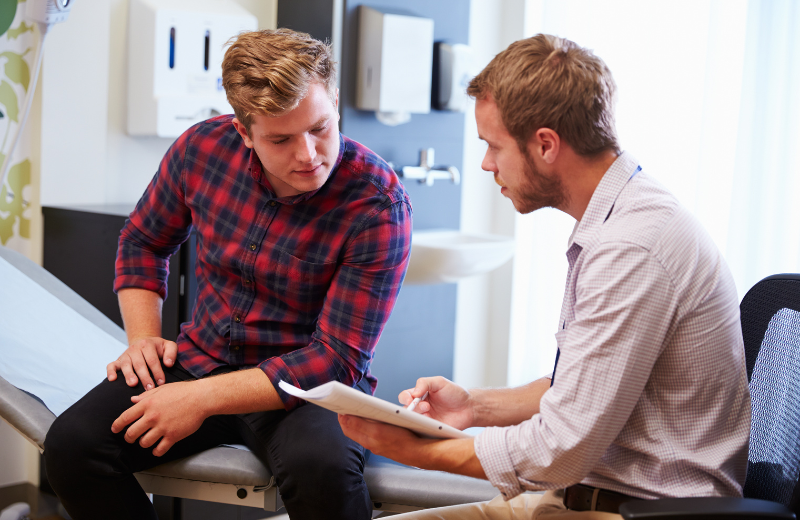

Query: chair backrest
740 274 800 512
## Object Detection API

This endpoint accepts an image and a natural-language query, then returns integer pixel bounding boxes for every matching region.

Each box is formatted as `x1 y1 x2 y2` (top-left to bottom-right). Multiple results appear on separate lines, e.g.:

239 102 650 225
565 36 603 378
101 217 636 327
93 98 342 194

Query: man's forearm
470 376 552 427
118 287 164 343
195 368 285 414
424 438 487 479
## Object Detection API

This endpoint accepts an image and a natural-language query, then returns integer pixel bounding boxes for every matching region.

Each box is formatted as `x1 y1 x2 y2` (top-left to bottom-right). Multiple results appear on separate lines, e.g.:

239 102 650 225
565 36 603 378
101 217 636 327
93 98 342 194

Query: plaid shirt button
249 244 256 251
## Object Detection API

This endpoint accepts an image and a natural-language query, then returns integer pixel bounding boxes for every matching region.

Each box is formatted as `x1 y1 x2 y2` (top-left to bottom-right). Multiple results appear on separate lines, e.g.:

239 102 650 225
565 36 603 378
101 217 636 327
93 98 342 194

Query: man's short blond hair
467 34 619 157
222 28 336 132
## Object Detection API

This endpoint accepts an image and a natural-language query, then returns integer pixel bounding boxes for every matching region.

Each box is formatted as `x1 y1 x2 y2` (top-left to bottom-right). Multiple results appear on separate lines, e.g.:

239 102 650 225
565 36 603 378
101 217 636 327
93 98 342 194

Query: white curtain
508 0 800 386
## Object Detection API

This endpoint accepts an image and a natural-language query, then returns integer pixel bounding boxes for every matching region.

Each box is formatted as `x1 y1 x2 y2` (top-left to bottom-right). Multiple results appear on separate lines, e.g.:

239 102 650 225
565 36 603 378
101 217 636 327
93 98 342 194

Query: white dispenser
127 0 257 137
435 43 474 112
356 5 434 126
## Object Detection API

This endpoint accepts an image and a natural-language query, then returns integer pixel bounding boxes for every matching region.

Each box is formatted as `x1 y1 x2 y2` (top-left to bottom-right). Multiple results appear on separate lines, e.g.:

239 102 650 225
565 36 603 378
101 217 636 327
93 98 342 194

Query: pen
406 391 429 412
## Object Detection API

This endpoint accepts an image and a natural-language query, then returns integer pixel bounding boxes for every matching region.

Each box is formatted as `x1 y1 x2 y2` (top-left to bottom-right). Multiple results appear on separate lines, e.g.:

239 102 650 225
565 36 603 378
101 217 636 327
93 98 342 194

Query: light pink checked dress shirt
474 152 751 500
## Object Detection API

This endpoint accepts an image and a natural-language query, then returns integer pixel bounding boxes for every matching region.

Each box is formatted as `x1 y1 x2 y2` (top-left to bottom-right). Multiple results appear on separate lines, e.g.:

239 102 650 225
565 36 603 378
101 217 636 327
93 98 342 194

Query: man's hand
111 380 208 457
398 376 475 430
338 414 486 479
107 337 178 390
339 414 430 463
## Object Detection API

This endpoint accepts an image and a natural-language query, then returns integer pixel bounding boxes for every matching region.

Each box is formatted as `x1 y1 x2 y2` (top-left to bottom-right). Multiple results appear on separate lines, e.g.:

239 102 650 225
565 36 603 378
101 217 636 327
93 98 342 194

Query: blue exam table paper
0 256 126 416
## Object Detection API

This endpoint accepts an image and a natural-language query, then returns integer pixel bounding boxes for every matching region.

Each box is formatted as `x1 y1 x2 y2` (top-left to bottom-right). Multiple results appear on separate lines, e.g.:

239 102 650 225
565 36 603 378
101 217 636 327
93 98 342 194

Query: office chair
620 273 800 520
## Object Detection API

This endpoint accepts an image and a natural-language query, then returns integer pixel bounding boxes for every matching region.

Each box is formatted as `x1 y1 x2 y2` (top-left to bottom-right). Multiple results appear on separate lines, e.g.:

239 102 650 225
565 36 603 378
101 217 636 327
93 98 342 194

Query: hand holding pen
399 377 475 430
405 391 429 412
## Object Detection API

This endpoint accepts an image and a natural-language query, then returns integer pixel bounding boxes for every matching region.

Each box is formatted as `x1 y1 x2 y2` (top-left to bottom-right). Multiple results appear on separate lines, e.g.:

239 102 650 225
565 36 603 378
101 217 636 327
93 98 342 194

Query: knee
279 440 365 490
44 410 104 485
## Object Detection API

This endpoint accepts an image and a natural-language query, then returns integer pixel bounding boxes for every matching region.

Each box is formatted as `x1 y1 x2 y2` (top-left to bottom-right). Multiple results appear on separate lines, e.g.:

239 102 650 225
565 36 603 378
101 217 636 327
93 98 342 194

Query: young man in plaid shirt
44 29 412 520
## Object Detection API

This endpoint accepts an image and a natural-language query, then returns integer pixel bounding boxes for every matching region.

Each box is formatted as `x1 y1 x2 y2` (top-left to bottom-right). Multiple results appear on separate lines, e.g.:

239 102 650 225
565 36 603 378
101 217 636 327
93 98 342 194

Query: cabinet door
42 207 187 341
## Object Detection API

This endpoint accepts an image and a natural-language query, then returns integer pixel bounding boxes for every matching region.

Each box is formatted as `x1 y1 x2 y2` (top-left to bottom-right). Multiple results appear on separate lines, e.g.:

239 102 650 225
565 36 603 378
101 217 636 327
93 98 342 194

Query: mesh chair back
740 274 800 512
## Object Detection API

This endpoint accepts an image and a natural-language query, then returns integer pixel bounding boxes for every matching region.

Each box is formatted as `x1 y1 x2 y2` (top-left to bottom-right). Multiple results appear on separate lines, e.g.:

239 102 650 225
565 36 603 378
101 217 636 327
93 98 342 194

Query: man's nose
295 134 316 163
481 151 496 173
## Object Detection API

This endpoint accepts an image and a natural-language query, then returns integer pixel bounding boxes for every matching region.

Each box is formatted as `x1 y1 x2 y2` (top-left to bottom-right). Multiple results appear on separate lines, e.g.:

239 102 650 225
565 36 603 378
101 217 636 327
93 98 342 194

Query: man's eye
271 138 288 145
312 126 326 133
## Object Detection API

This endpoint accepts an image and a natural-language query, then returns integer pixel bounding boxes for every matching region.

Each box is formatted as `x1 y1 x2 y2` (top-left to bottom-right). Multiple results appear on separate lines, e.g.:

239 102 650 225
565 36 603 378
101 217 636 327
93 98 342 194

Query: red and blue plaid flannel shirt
114 115 412 410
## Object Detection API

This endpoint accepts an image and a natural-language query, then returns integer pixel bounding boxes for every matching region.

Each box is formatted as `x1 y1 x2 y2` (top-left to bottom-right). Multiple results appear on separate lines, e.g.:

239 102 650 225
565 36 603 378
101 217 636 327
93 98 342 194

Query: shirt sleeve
475 241 679 498
114 130 193 300
260 198 412 409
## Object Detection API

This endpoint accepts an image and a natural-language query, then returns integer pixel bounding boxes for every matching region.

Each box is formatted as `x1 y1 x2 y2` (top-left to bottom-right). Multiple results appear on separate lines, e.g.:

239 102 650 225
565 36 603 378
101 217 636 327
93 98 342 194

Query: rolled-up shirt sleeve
114 130 193 300
261 199 412 410
475 242 679 498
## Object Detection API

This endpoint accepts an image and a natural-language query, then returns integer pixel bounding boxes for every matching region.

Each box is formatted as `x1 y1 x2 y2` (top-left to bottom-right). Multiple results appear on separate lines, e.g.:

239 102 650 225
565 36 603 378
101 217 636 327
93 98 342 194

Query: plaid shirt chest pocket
271 250 338 322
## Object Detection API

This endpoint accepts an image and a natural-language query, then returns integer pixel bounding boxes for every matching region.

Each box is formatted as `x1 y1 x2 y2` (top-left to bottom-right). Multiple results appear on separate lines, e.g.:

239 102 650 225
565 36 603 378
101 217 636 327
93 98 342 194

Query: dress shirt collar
567 151 640 249
247 133 346 205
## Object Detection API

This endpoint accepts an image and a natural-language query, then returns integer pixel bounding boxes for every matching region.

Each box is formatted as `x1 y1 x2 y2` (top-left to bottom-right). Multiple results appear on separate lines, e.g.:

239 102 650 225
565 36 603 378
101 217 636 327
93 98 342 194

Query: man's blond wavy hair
467 34 619 157
222 28 336 134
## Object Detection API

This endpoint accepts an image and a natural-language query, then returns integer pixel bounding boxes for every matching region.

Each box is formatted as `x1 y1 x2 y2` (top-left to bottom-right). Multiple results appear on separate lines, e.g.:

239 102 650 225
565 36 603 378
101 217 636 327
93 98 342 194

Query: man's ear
528 128 560 164
232 117 254 149
333 88 341 121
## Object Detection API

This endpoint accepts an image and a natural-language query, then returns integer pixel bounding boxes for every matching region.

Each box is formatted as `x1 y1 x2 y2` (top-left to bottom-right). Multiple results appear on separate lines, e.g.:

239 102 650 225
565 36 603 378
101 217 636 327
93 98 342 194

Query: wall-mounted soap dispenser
434 42 474 112
355 5 434 126
127 0 257 138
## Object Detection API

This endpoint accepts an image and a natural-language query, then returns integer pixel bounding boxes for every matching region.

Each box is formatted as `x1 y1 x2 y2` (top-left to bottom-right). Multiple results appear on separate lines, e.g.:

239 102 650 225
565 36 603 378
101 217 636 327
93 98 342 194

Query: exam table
0 245 499 514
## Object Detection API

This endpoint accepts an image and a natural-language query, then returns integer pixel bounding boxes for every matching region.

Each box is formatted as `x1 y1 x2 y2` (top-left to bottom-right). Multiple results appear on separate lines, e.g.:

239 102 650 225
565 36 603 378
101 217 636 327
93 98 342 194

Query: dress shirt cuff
474 426 523 500
258 357 303 411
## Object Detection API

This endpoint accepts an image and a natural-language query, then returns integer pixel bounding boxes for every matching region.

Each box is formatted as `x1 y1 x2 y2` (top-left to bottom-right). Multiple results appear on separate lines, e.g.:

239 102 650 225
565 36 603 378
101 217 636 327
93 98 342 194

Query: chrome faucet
399 148 461 186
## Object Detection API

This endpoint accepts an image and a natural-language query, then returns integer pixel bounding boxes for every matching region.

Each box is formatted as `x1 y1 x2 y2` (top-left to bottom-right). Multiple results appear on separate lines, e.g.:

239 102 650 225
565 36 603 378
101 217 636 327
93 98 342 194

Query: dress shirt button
269 200 277 207
234 315 241 323
232 346 240 351
249 243 257 251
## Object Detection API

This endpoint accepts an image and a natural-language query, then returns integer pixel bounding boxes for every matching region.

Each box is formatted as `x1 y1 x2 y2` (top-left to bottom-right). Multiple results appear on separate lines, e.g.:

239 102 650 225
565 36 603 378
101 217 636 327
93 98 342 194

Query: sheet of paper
0 256 126 416
279 380 472 439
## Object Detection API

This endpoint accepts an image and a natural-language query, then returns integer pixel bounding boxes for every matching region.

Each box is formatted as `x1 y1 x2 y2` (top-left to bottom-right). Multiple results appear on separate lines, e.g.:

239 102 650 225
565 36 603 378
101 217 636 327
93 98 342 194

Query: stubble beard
511 152 568 215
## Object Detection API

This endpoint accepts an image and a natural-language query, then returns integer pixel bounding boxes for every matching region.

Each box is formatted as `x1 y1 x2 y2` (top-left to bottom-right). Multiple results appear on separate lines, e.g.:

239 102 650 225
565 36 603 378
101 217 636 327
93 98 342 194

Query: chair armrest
619 497 796 520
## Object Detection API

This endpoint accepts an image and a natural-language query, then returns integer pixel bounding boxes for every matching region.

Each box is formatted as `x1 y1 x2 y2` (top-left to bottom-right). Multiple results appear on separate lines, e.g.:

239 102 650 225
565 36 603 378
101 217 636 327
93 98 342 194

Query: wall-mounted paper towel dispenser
127 0 257 138
355 5 434 126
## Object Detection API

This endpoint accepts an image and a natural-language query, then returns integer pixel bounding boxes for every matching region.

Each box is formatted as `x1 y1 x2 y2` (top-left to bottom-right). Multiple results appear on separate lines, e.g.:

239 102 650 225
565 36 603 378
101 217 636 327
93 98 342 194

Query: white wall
453 0 525 389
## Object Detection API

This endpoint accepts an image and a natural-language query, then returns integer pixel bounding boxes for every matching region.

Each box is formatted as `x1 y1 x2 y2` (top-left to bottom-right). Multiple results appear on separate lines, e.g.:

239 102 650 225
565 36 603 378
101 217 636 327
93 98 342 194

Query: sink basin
404 229 515 285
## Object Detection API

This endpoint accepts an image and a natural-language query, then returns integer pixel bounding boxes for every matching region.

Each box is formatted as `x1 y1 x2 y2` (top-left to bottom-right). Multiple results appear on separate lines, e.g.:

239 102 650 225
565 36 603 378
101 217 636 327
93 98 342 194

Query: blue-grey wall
278 0 470 401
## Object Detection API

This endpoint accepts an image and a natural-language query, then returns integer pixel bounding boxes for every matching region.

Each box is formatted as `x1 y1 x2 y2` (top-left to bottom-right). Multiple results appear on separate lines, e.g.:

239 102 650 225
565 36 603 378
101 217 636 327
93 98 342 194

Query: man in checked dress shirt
339 34 751 519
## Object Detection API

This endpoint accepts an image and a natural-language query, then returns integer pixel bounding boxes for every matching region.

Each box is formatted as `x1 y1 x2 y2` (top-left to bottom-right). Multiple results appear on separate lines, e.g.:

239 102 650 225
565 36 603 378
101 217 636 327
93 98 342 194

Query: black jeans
43 363 372 520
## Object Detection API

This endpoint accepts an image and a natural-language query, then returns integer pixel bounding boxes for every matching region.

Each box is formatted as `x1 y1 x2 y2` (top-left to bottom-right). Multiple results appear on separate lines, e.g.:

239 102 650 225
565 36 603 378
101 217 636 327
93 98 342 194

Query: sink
404 229 516 285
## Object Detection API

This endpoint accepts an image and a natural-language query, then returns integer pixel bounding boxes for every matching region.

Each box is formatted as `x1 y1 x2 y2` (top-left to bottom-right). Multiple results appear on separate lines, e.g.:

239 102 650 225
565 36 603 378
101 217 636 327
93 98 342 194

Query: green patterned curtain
0 0 35 253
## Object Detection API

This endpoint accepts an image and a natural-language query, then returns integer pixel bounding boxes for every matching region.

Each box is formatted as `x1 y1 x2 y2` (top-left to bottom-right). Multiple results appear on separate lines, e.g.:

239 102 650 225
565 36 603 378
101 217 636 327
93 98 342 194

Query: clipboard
279 380 472 439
